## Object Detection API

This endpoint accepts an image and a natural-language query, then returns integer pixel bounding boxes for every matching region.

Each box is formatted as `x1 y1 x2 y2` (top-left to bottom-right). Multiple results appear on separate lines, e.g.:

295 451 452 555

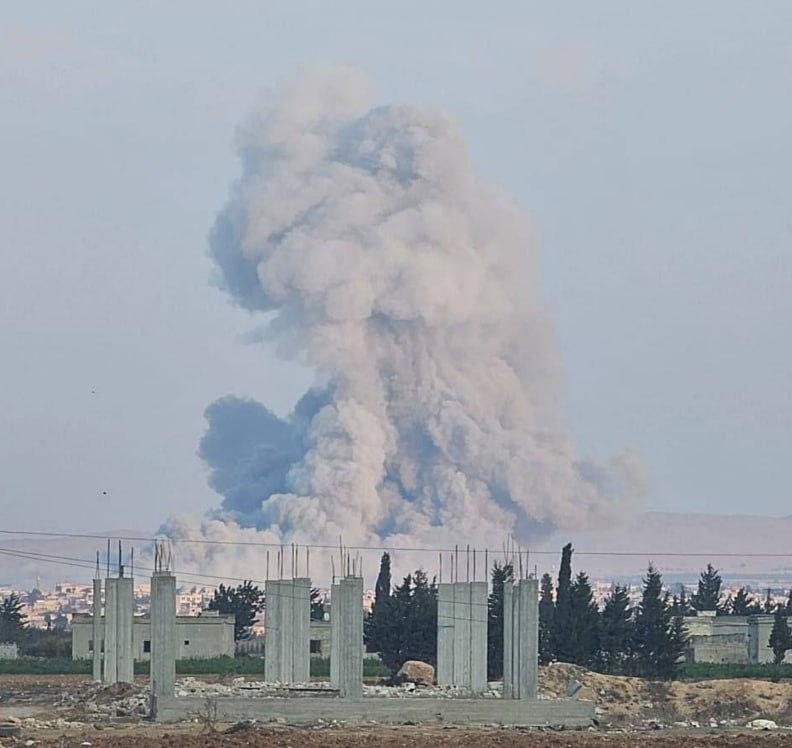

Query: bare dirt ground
2 667 792 747
16 724 792 748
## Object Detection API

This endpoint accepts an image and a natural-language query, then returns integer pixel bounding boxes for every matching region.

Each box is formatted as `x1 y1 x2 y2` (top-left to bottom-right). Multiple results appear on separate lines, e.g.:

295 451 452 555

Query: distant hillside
0 530 152 589
539 511 792 580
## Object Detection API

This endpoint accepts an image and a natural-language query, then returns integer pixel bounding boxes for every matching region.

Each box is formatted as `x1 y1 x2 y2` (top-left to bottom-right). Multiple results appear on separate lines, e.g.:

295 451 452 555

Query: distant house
71 610 235 661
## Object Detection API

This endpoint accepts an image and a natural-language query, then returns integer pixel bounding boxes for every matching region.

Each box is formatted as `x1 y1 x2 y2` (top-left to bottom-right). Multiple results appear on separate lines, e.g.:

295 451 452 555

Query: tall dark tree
487 562 514 678
568 571 600 667
691 564 723 613
553 543 574 662
365 553 393 654
366 569 438 675
729 587 756 616
206 581 265 641
310 587 326 621
632 565 687 678
599 585 632 674
0 593 27 644
786 589 792 615
764 589 774 614
538 573 555 664
769 605 792 673
375 552 392 606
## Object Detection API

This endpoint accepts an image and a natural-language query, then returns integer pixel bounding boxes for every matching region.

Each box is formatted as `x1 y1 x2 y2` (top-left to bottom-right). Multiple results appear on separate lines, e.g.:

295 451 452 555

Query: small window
183 640 190 646
310 640 321 654
143 640 151 653
88 639 93 652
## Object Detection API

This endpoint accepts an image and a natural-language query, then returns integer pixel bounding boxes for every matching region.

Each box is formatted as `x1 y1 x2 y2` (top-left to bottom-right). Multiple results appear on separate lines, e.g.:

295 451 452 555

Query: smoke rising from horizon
165 68 644 563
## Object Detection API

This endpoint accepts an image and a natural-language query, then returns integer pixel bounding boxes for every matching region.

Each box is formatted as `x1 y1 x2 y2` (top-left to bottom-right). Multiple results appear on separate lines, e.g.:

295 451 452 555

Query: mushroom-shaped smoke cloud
169 68 644 559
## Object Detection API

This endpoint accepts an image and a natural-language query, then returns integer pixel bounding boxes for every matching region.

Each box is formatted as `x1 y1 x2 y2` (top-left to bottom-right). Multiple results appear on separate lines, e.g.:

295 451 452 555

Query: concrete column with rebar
264 578 311 684
331 576 363 698
102 578 118 684
116 576 135 684
503 577 538 699
436 582 488 693
150 571 177 700
92 577 102 682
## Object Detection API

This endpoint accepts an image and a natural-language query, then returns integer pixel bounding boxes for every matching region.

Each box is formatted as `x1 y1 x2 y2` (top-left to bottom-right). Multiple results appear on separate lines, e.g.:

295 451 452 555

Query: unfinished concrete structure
91 574 102 681
150 543 177 701
437 582 488 692
503 577 539 699
330 575 364 698
264 577 311 684
101 574 135 684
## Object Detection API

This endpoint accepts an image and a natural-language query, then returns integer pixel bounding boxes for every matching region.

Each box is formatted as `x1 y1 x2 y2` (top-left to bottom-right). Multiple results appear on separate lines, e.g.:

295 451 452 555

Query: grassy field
0 655 390 677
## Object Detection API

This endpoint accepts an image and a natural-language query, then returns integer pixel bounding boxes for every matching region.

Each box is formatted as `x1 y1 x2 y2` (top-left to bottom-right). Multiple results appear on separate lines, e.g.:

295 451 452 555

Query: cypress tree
568 571 600 667
487 562 514 678
633 564 687 678
599 585 632 674
538 573 555 664
553 543 574 662
691 564 723 613
769 605 792 673
364 552 393 654
375 552 392 606
729 587 755 616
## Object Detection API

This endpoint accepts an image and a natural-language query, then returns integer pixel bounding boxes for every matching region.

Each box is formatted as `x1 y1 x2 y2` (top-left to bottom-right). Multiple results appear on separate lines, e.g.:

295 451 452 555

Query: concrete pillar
436 582 488 693
150 571 177 700
329 582 340 689
292 577 311 684
452 582 471 688
503 577 538 699
116 576 135 684
331 576 363 698
502 581 513 699
469 581 488 693
91 578 102 682
264 580 281 683
265 578 311 684
436 583 455 686
103 578 118 684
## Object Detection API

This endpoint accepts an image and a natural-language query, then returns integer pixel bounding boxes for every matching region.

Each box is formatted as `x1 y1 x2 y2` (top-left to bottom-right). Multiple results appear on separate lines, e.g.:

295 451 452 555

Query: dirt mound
540 662 792 725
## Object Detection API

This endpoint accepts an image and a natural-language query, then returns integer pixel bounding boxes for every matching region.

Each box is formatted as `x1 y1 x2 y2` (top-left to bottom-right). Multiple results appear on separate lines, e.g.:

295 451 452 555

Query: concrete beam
154 695 594 727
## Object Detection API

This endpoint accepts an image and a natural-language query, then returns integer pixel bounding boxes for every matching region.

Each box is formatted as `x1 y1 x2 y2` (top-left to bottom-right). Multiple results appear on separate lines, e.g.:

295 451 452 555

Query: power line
1 528 791 559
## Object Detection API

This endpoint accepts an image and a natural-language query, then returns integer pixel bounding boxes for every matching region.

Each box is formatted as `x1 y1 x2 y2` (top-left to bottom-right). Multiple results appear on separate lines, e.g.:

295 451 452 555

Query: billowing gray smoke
183 68 643 555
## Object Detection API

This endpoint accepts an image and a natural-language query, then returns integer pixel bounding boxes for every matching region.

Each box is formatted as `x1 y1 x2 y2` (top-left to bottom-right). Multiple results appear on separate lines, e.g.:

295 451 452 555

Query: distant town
3 576 790 633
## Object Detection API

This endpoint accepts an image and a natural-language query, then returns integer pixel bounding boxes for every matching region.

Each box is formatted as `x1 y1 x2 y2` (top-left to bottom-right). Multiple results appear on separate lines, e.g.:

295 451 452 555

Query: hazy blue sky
1 2 790 532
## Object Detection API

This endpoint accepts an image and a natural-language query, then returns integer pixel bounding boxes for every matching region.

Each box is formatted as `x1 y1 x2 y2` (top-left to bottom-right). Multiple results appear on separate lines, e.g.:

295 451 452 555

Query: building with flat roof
71 610 234 661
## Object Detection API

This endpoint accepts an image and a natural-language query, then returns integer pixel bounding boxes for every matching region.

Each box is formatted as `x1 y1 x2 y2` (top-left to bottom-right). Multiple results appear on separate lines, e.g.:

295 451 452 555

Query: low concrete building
684 613 792 664
0 643 18 660
72 610 235 661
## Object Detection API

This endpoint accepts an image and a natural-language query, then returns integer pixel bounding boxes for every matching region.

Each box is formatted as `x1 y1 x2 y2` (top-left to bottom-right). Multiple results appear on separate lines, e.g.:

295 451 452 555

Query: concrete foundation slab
153 695 594 727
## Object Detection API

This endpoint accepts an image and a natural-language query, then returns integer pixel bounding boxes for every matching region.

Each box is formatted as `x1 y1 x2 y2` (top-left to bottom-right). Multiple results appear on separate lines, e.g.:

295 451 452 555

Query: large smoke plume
166 68 643 568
